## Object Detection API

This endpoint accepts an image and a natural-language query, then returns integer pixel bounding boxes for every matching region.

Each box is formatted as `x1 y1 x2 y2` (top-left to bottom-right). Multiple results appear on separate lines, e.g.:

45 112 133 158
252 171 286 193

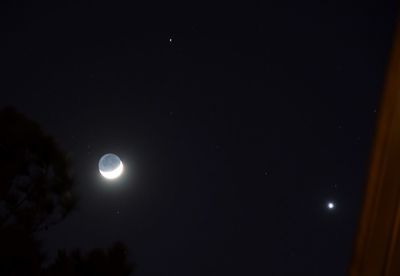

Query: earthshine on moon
99 153 124 179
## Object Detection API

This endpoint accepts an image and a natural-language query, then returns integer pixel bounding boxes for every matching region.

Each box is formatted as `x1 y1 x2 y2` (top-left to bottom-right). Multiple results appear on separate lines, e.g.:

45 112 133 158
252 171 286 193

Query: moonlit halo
100 161 124 179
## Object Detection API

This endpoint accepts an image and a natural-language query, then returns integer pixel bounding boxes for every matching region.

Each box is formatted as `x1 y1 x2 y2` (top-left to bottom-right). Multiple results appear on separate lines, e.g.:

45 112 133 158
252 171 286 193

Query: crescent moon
100 161 124 179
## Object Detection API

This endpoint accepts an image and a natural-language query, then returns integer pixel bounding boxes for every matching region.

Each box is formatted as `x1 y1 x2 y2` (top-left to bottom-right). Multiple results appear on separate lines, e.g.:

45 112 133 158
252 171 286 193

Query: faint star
169 38 172 43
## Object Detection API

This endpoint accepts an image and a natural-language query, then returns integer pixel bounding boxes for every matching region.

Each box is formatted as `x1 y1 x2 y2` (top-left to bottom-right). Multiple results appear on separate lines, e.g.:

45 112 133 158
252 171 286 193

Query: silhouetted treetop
0 106 76 231
44 242 134 276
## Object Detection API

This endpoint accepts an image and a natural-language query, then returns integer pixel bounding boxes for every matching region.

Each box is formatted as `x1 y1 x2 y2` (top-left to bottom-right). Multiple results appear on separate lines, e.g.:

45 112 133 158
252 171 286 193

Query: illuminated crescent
99 161 124 179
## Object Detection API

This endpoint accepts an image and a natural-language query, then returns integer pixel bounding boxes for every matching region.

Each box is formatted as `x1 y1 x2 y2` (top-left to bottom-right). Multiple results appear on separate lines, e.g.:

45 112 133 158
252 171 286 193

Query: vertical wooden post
349 18 400 276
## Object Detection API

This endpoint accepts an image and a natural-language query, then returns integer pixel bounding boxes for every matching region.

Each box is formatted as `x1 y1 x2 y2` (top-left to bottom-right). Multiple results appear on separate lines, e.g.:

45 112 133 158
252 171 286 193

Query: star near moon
327 202 335 210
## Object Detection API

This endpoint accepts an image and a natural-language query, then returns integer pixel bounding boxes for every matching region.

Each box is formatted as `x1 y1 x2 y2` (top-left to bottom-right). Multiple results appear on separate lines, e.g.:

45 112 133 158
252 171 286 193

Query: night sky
1 1 398 275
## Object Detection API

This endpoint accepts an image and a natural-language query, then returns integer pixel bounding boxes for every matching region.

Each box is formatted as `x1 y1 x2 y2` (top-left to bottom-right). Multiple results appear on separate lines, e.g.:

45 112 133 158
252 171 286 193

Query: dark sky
1 1 398 275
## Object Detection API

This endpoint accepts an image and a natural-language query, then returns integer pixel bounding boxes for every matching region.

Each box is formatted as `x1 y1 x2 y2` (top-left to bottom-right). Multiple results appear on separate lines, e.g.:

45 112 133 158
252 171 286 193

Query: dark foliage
0 106 76 231
0 224 44 276
44 242 134 276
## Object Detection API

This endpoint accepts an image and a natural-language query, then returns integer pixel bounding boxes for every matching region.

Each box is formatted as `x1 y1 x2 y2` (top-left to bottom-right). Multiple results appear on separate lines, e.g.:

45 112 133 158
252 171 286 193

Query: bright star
327 202 335 209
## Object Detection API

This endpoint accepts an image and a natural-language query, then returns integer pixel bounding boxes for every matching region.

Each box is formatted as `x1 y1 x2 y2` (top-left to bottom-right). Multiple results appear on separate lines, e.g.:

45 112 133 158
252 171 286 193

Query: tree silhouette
0 106 76 232
0 224 44 276
43 242 134 276
0 107 134 275
0 106 76 275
